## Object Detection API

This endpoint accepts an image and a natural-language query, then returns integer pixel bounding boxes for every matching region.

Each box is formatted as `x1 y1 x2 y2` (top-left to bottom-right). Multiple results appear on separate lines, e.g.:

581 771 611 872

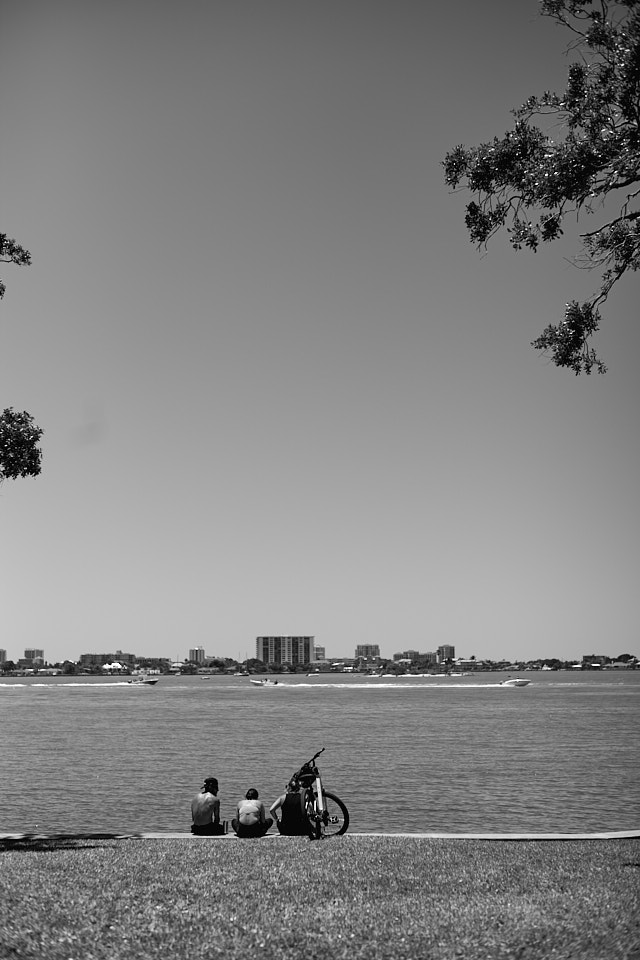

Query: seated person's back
191 776 225 835
270 782 311 836
232 788 273 838
237 797 263 826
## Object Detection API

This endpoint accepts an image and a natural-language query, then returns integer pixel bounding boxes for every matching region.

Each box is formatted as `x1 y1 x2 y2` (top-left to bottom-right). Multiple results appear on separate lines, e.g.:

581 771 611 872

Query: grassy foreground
1 836 638 960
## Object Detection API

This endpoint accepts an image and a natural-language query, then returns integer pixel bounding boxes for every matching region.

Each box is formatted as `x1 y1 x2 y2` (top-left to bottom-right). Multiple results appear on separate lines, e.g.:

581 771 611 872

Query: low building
78 650 136 669
582 655 609 668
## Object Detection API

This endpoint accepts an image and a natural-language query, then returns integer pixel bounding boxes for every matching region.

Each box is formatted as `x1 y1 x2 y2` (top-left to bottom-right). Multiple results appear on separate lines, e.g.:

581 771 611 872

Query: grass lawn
1 836 638 959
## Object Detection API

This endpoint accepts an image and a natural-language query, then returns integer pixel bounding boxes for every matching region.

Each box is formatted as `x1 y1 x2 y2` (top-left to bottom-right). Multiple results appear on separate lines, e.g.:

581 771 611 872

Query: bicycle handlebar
293 747 326 779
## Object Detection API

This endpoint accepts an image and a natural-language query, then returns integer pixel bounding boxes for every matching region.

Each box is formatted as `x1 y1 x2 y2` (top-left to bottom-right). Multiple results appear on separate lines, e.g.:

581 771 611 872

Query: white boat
127 676 159 686
499 678 531 687
249 678 280 686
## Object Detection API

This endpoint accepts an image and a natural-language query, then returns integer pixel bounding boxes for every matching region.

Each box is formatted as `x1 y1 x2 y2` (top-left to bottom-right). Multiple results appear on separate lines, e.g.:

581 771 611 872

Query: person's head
245 788 259 800
203 777 218 795
287 778 300 793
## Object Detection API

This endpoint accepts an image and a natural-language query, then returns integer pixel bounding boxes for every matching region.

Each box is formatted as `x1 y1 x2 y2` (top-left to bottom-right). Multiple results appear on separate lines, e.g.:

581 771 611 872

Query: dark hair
203 777 218 793
245 788 259 800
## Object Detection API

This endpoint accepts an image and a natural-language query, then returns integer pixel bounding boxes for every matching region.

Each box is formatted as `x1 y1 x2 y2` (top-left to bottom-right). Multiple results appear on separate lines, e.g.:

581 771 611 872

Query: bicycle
290 747 349 838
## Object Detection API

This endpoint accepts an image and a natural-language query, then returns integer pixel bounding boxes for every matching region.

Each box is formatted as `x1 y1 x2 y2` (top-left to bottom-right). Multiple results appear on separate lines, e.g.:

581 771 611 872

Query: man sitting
191 776 226 835
270 780 312 836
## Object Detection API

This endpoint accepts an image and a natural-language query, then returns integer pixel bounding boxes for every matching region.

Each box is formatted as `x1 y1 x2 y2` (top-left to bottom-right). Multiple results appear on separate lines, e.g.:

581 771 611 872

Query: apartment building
25 648 45 662
256 636 315 667
355 644 380 659
437 645 455 662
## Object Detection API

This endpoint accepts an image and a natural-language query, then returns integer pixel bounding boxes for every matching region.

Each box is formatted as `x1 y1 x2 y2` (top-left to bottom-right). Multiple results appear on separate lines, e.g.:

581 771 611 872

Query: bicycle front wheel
319 790 349 837
304 787 322 839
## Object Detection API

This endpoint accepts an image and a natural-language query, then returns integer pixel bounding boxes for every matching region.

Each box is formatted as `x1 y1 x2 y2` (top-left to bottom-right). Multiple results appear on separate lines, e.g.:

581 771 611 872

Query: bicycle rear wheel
319 790 349 837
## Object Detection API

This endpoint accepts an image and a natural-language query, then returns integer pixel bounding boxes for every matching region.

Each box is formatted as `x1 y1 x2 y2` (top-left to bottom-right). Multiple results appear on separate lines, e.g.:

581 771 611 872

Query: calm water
1 671 638 835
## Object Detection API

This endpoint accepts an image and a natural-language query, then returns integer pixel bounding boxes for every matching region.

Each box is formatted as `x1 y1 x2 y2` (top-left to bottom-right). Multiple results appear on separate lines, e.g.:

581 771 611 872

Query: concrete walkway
1 829 639 842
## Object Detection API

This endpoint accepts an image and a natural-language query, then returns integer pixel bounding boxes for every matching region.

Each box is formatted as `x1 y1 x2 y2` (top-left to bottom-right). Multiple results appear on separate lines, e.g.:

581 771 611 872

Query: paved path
1 829 639 842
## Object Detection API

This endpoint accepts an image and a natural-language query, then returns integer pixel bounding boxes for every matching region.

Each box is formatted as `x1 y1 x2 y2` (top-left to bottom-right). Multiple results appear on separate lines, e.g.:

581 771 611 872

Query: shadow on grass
0 833 140 853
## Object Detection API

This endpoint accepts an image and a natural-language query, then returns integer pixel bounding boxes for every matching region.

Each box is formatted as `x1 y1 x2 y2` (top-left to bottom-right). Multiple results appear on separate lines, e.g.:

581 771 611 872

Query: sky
1 0 638 666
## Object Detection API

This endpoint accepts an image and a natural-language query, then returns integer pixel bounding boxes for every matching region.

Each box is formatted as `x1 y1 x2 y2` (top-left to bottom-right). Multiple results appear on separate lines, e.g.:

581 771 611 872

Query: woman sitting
231 788 273 838
270 780 312 836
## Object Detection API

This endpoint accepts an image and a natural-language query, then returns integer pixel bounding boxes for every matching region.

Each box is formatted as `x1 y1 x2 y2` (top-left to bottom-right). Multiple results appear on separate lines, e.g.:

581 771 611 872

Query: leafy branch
0 233 32 300
0 233 43 481
443 0 640 373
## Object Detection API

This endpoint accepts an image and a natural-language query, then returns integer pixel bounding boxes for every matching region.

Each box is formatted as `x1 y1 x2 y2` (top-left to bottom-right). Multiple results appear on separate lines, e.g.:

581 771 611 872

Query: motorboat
249 678 280 686
499 678 531 687
127 676 159 686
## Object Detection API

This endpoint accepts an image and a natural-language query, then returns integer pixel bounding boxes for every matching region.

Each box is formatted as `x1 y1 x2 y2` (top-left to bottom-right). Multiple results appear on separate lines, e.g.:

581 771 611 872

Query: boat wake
0 681 151 689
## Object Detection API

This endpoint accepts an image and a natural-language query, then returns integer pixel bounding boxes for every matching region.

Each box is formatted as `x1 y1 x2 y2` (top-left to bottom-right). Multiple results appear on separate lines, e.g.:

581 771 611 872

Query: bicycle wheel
304 787 322 839
319 790 349 837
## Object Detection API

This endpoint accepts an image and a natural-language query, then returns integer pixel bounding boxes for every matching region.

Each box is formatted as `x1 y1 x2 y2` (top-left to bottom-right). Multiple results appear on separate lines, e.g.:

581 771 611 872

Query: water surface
1 671 638 834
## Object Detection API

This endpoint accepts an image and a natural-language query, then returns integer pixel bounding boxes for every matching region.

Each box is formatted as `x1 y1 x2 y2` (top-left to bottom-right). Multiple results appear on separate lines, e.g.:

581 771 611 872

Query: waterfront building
189 646 205 664
355 644 380 659
25 648 45 663
0 649 6 663
256 636 315 667
437 645 455 662
393 649 421 661
582 654 608 667
314 645 326 660
78 650 136 668
135 657 171 672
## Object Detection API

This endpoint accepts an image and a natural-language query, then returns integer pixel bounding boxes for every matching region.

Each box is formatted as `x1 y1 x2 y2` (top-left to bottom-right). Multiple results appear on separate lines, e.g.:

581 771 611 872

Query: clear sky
1 0 638 665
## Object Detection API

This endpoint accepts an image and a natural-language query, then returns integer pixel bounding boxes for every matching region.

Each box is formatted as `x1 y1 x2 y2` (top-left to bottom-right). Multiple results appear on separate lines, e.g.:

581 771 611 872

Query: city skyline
1 1 638 667
1 641 637 669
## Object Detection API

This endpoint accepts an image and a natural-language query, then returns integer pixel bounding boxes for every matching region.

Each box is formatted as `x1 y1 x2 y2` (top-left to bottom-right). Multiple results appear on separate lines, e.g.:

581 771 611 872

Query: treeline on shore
1 652 637 677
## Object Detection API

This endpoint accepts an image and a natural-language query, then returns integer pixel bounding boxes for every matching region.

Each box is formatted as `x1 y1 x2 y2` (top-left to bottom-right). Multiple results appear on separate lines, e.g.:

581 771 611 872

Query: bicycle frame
313 770 324 817
291 748 349 838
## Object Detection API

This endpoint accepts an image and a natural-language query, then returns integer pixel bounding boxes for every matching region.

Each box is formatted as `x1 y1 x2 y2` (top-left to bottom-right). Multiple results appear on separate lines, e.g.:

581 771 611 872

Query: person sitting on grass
191 777 226 835
231 788 273 838
270 779 312 836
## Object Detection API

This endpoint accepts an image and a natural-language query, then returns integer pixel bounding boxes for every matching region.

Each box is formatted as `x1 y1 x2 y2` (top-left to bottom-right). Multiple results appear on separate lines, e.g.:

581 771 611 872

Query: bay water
1 671 638 835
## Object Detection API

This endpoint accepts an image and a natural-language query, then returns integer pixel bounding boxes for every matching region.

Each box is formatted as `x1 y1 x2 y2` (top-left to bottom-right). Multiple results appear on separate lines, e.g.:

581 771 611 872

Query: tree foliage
443 0 640 373
0 408 43 481
1 231 43 481
0 233 32 301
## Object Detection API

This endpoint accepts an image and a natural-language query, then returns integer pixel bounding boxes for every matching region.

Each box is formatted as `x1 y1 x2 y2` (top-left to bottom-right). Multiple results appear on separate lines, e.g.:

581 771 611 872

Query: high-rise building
355 644 380 659
314 645 326 661
256 636 315 666
189 647 205 664
0 649 6 663
25 649 44 662
437 645 455 662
